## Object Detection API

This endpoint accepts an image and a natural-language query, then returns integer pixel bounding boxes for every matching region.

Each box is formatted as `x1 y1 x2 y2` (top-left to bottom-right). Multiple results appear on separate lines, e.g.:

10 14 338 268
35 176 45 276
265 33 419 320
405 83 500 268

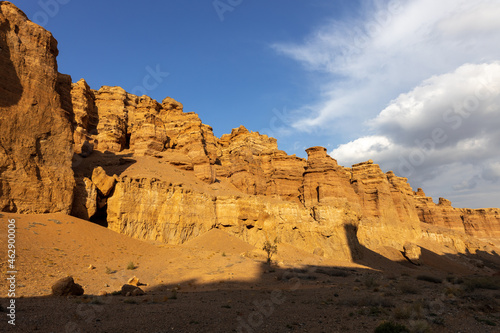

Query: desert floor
1 212 499 333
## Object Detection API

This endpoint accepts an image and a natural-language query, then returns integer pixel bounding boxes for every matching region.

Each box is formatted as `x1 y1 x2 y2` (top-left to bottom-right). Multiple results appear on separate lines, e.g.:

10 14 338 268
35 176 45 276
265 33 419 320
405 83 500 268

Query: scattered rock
51 276 84 296
127 276 147 286
121 284 145 296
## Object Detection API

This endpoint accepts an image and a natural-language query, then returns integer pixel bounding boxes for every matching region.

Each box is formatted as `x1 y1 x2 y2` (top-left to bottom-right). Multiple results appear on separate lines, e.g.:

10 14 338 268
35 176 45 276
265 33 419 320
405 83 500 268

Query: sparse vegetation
400 283 419 294
127 262 137 270
464 276 500 292
409 319 431 333
316 268 350 277
474 316 497 326
262 238 278 265
374 321 410 333
416 275 442 284
446 274 464 285
123 299 137 305
444 286 463 297
363 274 380 288
90 297 104 305
393 302 423 320
105 266 116 274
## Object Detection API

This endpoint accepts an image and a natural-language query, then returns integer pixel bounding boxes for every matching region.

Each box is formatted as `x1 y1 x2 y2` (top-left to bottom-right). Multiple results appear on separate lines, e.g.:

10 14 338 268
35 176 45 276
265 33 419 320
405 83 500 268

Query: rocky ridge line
1 1 499 262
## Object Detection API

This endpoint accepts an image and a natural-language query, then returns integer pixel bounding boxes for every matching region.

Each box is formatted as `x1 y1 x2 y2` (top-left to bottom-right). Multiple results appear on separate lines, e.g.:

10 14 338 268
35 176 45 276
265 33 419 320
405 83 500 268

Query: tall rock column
351 161 421 250
0 2 74 213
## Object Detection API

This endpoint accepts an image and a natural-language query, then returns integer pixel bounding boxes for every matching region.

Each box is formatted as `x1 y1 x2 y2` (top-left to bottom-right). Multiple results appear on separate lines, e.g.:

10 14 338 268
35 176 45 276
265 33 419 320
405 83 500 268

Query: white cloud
274 0 500 208
273 0 500 132
330 62 500 208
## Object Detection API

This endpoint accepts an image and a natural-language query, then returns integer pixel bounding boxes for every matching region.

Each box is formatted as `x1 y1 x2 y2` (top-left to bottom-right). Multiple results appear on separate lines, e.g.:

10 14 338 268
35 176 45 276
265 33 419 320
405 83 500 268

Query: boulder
92 166 116 196
121 284 145 296
51 276 84 296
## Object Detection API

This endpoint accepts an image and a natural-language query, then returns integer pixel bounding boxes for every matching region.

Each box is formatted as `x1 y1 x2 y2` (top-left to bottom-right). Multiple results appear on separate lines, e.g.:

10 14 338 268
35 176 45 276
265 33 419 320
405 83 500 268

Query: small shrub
105 267 116 274
363 275 380 288
394 302 424 320
127 262 136 270
416 275 442 284
444 286 463 297
474 316 497 326
464 276 500 292
90 298 104 305
123 299 137 304
374 321 410 333
263 239 278 265
393 305 411 320
410 320 431 333
316 268 349 277
400 283 419 294
446 275 464 284
171 289 178 300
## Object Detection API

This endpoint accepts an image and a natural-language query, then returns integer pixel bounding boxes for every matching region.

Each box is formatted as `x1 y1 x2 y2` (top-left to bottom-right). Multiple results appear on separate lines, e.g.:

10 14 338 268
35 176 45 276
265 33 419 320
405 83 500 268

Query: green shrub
127 262 136 270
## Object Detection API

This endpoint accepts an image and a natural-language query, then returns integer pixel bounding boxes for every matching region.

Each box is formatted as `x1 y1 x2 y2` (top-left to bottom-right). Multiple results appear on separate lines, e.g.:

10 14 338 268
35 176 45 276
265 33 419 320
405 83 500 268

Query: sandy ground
1 212 500 333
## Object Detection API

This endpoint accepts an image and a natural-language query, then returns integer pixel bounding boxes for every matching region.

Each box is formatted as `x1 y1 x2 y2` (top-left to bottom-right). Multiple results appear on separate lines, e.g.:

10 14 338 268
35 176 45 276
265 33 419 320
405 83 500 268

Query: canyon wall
1 2 498 261
0 2 74 213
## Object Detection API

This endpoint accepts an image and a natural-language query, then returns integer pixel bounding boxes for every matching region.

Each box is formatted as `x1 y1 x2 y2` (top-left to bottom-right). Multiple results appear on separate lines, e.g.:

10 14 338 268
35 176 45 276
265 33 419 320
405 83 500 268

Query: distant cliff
1 1 498 262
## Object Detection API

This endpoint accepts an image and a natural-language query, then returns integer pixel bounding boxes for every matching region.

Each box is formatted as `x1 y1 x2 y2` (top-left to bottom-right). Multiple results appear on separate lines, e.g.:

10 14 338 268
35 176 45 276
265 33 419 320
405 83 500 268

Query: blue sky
13 0 500 208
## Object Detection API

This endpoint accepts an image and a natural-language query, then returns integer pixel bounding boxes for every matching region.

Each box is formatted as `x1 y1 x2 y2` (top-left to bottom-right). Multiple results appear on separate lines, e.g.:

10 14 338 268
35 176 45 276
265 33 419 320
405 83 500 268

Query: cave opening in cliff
90 204 108 228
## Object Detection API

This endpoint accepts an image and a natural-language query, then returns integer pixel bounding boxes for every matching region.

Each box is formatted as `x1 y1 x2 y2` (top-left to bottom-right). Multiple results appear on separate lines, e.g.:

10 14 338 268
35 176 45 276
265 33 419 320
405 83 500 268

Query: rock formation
0 2 74 213
1 2 499 263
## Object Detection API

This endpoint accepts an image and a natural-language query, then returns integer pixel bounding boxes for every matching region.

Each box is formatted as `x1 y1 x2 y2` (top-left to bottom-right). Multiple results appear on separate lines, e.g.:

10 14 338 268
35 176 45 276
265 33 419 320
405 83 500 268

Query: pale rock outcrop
107 174 362 261
415 191 500 247
403 242 421 265
71 78 97 156
91 166 116 196
107 177 218 243
0 2 74 213
71 177 98 220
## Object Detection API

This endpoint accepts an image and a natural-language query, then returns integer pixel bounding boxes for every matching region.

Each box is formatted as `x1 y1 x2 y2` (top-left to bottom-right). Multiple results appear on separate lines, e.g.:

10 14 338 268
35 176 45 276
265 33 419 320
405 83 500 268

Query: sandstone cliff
1 2 499 263
0 2 74 213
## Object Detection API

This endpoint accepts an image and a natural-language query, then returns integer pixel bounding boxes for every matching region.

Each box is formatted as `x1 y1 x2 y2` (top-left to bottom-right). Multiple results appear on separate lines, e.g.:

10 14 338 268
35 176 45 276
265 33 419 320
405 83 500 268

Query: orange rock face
1 2 499 260
0 2 74 213
414 191 500 246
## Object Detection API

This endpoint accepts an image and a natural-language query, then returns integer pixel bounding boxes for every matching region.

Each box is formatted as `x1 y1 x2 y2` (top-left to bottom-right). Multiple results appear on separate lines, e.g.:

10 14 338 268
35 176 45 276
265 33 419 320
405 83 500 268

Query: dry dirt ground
1 212 500 333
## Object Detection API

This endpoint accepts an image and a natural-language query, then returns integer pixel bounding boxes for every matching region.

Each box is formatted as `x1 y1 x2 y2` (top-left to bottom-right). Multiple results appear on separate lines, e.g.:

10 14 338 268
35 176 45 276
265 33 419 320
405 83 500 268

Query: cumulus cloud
273 0 500 132
331 63 500 208
274 0 500 208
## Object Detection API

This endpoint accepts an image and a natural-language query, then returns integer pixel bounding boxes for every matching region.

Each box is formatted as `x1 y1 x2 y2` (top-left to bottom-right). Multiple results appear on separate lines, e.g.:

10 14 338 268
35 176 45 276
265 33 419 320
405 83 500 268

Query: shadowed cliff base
1 212 499 332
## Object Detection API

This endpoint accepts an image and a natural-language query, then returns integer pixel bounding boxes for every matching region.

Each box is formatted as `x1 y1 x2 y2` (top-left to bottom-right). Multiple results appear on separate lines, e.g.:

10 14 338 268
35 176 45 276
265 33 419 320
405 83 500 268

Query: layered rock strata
1 2 499 262
0 2 74 213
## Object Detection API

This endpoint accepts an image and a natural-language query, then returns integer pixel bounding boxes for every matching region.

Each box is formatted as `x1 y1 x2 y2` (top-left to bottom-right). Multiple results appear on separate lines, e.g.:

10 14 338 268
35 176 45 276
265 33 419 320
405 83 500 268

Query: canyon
1 1 499 265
